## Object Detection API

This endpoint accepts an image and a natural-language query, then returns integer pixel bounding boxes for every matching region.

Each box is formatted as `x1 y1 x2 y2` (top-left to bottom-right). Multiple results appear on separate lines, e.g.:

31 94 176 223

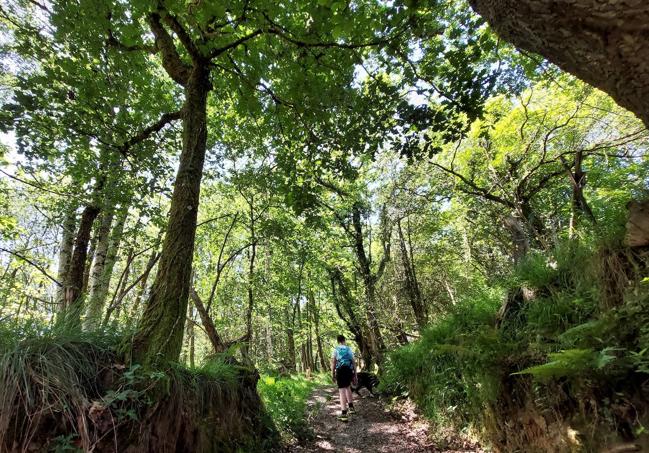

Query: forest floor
289 385 484 453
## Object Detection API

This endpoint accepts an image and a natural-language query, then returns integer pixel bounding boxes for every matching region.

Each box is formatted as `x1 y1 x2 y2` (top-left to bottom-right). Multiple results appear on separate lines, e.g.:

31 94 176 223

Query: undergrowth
0 326 278 452
258 372 328 444
381 237 649 450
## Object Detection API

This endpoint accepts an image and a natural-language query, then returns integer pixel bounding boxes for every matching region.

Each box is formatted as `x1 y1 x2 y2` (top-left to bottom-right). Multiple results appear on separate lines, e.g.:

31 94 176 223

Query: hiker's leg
345 386 353 404
339 388 348 411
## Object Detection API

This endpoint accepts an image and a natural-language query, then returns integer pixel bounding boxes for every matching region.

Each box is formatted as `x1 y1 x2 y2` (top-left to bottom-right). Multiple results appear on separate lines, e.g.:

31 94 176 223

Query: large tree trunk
469 0 649 128
131 65 210 365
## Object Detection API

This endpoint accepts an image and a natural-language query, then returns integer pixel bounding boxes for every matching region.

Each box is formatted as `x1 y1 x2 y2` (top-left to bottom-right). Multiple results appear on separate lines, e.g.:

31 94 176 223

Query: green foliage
381 237 649 446
257 373 328 443
381 293 505 424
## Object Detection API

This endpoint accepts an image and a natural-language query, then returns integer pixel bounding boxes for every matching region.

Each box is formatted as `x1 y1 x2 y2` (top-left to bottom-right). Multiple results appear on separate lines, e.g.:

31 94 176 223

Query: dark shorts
336 365 353 388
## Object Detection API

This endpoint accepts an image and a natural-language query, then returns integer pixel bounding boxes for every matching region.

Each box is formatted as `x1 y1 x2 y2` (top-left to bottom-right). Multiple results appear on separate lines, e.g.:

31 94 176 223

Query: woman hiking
331 334 357 421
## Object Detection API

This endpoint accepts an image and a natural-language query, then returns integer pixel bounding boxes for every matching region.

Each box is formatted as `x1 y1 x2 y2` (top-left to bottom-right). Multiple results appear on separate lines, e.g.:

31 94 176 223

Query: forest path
289 385 483 453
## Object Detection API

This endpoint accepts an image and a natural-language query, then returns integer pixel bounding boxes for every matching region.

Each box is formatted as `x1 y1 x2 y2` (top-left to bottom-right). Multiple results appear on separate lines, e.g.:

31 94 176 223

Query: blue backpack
335 345 353 369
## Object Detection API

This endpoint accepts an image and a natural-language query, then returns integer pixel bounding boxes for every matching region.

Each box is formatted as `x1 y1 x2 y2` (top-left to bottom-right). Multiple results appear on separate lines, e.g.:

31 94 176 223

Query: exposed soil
290 386 483 453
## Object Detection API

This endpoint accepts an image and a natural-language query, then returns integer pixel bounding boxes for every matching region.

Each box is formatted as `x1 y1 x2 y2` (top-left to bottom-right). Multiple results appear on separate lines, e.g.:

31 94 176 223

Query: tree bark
87 208 115 308
189 286 227 353
329 267 373 370
310 289 327 372
469 0 649 128
562 150 596 236
59 205 101 328
55 208 76 307
397 218 427 330
128 235 162 326
85 201 129 328
131 64 211 365
350 204 387 365
82 229 98 295
284 301 297 373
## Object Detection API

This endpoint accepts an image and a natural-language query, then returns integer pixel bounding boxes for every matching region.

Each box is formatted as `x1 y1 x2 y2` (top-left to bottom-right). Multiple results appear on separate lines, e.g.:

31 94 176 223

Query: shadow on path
290 386 482 453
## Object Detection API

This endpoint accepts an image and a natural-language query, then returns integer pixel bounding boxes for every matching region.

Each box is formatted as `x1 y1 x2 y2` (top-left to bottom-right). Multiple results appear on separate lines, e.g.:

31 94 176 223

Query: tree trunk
469 0 649 128
189 287 226 353
184 303 195 367
55 208 76 307
504 214 530 263
397 218 427 330
563 150 596 236
243 243 257 361
329 267 373 370
130 65 210 365
87 208 115 309
86 202 129 328
82 224 100 296
59 205 101 328
351 204 387 365
310 289 327 372
105 247 134 325
285 301 297 373
128 235 162 326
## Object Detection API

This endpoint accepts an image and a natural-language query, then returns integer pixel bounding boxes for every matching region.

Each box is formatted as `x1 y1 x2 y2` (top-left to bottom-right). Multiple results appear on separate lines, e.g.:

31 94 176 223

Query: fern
514 348 621 380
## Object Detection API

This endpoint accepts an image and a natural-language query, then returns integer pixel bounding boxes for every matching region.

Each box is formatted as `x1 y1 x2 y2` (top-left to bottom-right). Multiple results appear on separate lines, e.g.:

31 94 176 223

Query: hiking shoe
348 405 356 414
337 414 349 422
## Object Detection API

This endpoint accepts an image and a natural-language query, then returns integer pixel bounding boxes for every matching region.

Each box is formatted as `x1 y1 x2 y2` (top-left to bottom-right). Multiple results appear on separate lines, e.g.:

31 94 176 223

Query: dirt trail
290 386 483 453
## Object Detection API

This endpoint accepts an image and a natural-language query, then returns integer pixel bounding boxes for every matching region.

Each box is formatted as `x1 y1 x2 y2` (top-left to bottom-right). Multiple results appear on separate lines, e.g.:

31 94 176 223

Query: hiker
331 334 357 421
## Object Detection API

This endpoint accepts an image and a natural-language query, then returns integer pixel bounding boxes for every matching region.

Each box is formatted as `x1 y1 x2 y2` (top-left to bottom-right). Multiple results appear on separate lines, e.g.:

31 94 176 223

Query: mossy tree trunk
351 203 388 366
329 267 373 370
131 62 210 365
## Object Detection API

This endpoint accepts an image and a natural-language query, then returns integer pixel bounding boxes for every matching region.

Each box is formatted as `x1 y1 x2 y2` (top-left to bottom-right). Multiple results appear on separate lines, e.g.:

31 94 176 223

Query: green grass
0 326 279 452
257 373 328 444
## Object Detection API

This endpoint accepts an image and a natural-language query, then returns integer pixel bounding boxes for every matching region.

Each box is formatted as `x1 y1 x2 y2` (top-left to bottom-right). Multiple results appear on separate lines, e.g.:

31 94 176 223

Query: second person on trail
331 334 357 421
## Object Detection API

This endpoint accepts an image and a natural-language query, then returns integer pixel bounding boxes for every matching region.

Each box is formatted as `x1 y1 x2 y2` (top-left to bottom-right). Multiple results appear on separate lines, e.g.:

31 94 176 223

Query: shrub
381 238 649 450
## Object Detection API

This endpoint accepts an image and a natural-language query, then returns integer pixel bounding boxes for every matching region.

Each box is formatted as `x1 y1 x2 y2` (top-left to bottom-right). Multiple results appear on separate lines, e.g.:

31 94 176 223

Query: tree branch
160 9 202 60
0 247 61 286
118 110 182 155
210 29 264 58
147 12 191 85
430 161 515 208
